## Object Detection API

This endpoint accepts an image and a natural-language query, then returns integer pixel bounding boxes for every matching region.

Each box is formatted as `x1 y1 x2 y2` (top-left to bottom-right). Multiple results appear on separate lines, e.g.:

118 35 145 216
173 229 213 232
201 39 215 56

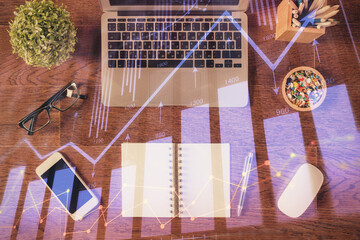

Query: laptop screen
109 0 239 6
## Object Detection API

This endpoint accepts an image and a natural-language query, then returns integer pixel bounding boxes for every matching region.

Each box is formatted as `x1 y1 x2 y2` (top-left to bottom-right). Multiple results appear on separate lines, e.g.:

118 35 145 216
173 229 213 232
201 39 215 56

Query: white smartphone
36 152 99 221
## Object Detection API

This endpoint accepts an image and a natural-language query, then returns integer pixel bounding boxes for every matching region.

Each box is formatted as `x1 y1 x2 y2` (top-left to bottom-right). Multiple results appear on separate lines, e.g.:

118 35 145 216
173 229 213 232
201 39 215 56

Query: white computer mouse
277 163 324 218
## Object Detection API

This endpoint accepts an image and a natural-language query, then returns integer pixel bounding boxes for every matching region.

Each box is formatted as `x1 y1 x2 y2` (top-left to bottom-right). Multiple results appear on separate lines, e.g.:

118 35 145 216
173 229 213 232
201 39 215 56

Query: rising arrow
312 40 321 63
272 70 278 94
193 67 198 88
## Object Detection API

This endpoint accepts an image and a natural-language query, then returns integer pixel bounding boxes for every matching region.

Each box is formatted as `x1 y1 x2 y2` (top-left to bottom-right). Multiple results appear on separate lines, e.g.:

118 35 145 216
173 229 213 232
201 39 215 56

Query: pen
237 152 253 216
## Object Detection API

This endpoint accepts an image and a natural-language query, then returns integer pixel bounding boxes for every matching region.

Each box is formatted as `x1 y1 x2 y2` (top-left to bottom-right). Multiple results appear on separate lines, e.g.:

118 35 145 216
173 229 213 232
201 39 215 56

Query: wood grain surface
0 0 359 239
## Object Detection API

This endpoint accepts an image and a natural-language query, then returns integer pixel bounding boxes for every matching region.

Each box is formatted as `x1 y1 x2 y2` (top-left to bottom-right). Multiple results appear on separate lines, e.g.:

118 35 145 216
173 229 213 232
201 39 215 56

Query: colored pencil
317 9 339 19
288 0 299 10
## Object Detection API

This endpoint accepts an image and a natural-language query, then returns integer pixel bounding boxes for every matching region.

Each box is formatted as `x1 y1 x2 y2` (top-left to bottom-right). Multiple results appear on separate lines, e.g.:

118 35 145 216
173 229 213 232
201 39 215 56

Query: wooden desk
0 0 359 239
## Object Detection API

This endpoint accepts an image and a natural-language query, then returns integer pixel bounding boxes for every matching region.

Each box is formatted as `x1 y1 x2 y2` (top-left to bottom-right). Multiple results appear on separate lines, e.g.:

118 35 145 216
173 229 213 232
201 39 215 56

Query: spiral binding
178 146 184 215
169 146 175 216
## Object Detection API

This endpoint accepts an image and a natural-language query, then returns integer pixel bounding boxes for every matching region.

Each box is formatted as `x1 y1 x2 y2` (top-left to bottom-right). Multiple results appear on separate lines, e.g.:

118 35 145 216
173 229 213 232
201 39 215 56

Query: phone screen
41 159 93 214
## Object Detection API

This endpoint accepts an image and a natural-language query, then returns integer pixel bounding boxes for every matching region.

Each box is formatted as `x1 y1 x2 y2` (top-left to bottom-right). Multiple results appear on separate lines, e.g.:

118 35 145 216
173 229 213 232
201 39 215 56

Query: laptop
100 0 250 108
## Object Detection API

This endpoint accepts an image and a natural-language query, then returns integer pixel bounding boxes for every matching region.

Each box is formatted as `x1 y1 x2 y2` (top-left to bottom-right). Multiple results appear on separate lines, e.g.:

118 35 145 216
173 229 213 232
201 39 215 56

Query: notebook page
178 143 230 218
121 143 174 217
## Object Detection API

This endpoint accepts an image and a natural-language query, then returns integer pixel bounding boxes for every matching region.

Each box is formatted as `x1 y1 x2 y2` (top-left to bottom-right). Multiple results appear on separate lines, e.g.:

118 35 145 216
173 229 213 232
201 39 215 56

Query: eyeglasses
18 81 87 135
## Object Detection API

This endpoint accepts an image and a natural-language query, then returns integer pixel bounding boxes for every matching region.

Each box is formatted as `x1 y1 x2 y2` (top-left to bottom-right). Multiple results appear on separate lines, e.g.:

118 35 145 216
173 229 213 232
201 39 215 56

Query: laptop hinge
117 10 233 16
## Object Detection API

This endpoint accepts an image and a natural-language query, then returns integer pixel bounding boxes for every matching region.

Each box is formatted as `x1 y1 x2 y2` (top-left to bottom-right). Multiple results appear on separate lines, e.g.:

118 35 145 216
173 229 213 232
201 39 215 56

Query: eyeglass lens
23 109 50 132
52 84 79 111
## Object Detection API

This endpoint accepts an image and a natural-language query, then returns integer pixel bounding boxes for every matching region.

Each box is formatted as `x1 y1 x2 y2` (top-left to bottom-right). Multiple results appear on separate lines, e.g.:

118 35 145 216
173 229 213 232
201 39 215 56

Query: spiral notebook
121 143 230 218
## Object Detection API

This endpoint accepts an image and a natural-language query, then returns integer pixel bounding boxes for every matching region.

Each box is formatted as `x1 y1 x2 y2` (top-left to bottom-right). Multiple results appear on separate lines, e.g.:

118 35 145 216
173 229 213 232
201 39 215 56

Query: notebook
121 143 230 218
100 0 250 107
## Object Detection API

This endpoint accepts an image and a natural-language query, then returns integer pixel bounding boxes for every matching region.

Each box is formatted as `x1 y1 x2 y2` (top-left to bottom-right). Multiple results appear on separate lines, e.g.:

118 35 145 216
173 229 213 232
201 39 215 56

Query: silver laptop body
100 0 250 108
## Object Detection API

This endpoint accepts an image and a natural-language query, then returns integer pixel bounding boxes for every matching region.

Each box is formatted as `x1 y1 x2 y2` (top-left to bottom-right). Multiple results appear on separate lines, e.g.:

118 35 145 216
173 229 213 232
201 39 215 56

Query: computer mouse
277 163 324 218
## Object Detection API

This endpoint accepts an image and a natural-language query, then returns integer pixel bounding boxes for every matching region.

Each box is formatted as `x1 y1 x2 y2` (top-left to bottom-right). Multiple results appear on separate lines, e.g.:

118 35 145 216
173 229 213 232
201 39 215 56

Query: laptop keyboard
107 17 242 69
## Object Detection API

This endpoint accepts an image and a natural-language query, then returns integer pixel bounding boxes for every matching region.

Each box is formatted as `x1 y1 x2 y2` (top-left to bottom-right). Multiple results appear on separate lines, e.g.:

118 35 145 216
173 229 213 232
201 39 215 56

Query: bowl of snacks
282 66 327 111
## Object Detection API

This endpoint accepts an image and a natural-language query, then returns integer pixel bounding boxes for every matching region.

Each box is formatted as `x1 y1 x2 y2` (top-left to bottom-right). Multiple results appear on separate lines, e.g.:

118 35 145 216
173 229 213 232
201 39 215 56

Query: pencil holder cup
275 0 326 43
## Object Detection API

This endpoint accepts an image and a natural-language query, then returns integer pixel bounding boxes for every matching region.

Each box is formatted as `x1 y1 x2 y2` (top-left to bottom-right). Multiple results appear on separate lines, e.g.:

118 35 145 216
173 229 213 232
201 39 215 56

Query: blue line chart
25 10 319 166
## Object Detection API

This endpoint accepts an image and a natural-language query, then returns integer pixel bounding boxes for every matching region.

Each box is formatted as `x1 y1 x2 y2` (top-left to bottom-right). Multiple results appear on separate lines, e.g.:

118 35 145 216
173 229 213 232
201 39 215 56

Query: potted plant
9 0 77 68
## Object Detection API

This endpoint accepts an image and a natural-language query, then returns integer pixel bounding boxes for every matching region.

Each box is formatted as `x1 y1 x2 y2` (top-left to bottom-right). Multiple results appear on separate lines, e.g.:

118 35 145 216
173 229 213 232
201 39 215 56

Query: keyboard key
128 18 136 22
204 51 212 58
222 51 241 58
176 18 184 22
226 41 234 49
212 23 219 31
108 23 116 31
195 51 202 58
119 51 128 59
155 23 163 31
178 32 187 40
141 32 149 40
153 41 161 49
169 32 177 40
229 23 239 31
213 51 221 58
134 41 142 49
195 18 203 22
174 23 182 31
157 18 165 22
197 32 204 40
215 63 223 68
127 23 135 31
218 41 225 49
132 32 140 40
167 18 175 22
186 18 194 22
206 60 214 68
181 42 189 49
118 60 126 68
137 60 147 67
148 51 156 59
201 23 209 31
208 41 216 49
147 18 155 22
136 23 144 31
224 60 232 67
234 63 242 68
195 60 205 68
192 23 200 31
108 42 123 49
190 41 197 49
129 51 137 59
164 23 172 31
167 51 175 58
117 23 125 31
205 18 213 22
220 23 227 31
108 51 119 59
118 18 126 22
108 60 116 68
108 18 116 22
188 32 195 40
215 32 223 40
224 32 232 40
124 42 132 49
185 51 193 59
234 32 242 49
171 41 180 49
137 18 146 22
122 32 130 40
183 23 191 31
150 32 159 40
139 51 147 58
206 32 214 40
160 32 168 40
127 60 136 67
158 51 166 59
148 60 193 68
108 32 120 40
146 23 154 31
176 51 184 59
199 41 207 49
162 41 170 49
143 41 152 49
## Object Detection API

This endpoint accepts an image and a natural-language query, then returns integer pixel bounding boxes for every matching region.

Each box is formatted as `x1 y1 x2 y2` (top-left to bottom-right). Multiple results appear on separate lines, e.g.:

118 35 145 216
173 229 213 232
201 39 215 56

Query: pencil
288 0 299 10
316 5 339 18
316 21 339 29
304 0 308 11
321 9 339 19
309 0 321 12
315 5 331 15
292 18 301 27
298 2 305 14
314 18 326 23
